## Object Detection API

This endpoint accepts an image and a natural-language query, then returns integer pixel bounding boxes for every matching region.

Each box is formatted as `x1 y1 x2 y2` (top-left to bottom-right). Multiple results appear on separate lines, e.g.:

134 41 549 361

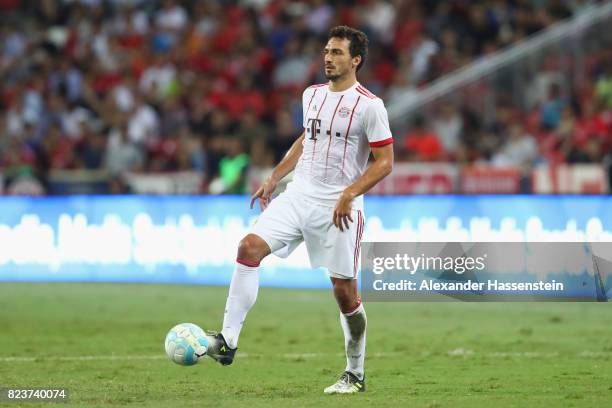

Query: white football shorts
250 190 365 279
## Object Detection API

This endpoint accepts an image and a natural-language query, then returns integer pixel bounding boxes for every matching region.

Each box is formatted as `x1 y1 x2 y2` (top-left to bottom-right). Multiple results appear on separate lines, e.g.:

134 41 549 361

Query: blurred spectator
2 135 41 194
575 101 611 145
409 32 439 84
540 84 566 130
386 70 417 107
5 90 28 137
127 93 159 145
403 116 443 161
140 54 178 99
595 60 612 108
176 126 206 172
76 123 106 169
40 123 77 170
271 109 300 163
156 0 188 32
432 103 463 157
492 122 538 169
236 110 269 145
360 0 395 45
105 122 144 176
464 4 499 56
209 137 249 194
273 37 312 88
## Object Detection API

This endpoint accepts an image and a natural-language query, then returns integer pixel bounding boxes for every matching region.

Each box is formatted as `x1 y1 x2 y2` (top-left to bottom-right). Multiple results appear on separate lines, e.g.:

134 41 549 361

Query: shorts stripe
353 210 364 277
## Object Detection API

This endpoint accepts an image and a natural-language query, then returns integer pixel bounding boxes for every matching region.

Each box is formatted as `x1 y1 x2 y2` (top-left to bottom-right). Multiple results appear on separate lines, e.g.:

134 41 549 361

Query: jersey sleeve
363 98 393 147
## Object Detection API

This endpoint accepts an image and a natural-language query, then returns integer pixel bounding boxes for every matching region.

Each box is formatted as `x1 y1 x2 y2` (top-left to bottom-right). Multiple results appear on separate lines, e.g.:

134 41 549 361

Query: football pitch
0 282 610 407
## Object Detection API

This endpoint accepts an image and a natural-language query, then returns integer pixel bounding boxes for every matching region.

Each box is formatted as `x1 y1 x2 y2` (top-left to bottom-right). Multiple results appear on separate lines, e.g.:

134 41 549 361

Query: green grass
0 282 611 407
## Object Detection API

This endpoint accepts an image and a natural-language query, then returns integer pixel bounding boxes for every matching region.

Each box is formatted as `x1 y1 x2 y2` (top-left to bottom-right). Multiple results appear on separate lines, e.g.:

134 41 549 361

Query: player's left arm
333 144 393 231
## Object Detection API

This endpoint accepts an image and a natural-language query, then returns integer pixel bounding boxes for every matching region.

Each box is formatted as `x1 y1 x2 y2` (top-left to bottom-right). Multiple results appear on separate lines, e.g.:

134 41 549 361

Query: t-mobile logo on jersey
307 118 322 141
307 118 342 141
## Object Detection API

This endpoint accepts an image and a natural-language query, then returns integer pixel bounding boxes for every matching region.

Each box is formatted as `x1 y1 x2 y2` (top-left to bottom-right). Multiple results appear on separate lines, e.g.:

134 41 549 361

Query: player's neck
328 74 357 92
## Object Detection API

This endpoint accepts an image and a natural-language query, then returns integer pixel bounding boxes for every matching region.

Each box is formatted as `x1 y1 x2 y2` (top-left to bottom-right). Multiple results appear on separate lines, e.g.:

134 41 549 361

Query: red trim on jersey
236 258 260 268
323 95 344 179
355 87 376 99
341 96 361 173
357 85 377 99
305 89 318 115
369 137 394 147
357 84 373 94
353 210 364 277
303 89 317 171
309 92 328 175
308 83 327 89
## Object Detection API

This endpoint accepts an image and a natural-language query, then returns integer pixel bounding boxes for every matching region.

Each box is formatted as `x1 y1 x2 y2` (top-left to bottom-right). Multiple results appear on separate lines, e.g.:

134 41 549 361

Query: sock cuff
236 258 260 268
343 297 364 316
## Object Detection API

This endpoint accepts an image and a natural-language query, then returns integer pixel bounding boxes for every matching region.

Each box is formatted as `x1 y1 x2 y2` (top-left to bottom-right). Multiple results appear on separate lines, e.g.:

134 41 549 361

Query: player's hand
250 176 278 211
333 190 355 232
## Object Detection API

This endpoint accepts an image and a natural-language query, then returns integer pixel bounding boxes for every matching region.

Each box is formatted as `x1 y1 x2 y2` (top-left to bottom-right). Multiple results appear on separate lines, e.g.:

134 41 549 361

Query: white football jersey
287 81 393 210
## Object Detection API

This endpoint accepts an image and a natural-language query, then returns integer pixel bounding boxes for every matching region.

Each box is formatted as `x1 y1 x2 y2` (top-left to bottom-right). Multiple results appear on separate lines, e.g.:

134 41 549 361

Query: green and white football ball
164 323 209 366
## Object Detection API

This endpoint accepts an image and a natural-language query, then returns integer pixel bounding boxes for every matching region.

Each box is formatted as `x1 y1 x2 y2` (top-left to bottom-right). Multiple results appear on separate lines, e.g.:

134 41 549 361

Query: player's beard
325 66 346 82
325 72 341 81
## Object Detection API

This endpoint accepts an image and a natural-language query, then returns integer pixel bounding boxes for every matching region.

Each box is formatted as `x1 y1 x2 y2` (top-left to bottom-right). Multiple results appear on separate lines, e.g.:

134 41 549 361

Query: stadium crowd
0 0 610 194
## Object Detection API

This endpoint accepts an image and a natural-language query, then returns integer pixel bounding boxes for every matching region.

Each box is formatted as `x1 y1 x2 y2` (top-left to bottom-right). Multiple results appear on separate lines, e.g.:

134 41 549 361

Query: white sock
221 260 259 349
340 301 367 380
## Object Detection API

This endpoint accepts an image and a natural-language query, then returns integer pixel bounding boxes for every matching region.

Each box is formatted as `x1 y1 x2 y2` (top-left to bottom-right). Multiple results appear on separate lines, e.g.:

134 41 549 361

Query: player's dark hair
328 26 369 72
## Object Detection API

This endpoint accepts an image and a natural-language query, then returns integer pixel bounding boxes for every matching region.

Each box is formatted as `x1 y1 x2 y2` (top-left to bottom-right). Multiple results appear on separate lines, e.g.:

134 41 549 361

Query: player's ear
352 55 361 70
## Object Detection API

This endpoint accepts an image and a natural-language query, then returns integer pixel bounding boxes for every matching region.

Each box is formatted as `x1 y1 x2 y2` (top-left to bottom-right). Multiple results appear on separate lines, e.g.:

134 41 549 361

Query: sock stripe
236 258 260 267
344 297 362 316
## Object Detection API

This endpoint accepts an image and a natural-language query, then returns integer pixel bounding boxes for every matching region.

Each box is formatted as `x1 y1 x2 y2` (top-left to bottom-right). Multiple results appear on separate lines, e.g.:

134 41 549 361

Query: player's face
323 37 360 81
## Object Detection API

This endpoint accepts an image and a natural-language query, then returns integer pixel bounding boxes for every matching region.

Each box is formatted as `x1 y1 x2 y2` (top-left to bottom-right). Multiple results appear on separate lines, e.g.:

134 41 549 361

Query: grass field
0 282 611 407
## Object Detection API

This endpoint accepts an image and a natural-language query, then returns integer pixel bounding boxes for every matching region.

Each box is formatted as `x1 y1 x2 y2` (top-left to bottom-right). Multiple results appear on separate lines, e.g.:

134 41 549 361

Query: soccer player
206 26 394 394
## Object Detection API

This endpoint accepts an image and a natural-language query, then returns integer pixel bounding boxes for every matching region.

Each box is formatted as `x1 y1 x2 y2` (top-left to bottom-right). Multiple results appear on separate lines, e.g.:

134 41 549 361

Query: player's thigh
304 206 365 279
250 192 303 254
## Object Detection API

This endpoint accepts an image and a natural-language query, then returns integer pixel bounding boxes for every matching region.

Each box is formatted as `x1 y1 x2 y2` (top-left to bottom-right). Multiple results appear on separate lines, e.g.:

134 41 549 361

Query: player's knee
237 234 269 263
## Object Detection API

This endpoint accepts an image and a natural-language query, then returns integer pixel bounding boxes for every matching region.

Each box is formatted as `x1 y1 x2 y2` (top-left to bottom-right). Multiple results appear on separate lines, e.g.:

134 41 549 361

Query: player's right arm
250 130 305 210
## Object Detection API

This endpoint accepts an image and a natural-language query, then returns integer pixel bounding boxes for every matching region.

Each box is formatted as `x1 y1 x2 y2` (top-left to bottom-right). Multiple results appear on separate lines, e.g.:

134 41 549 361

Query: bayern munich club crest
338 106 351 118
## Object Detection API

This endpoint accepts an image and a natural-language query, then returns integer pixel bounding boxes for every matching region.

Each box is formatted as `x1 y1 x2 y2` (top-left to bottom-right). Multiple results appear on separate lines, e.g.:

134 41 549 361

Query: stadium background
1 0 611 407
1 0 611 196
